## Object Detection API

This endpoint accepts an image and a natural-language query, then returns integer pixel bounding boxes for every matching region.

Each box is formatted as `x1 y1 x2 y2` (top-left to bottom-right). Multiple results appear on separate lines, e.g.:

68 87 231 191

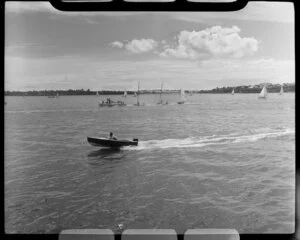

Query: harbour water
4 93 295 234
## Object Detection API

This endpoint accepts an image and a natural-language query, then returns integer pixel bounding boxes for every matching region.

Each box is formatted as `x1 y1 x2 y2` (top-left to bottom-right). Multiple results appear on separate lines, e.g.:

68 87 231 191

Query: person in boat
108 132 118 140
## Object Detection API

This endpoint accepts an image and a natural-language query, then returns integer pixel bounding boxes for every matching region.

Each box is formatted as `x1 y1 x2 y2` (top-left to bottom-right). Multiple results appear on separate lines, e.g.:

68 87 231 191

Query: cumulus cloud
111 39 158 54
111 41 124 48
160 26 259 60
125 39 158 54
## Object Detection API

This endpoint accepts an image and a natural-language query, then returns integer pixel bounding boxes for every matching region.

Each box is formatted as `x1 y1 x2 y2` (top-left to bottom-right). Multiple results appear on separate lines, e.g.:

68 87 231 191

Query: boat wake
124 128 294 151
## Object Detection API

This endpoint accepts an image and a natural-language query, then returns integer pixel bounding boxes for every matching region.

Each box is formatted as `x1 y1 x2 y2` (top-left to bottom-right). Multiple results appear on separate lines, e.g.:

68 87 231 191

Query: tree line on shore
4 83 295 96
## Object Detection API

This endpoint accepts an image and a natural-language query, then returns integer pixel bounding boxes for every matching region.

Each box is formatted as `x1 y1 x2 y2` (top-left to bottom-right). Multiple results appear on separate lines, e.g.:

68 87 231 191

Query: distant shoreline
4 83 295 96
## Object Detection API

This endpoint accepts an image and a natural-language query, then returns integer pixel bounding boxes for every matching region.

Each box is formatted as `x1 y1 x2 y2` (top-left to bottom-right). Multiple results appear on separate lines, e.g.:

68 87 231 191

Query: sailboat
177 89 185 104
116 91 127 106
279 85 284 95
134 81 141 106
258 85 267 99
48 92 59 98
231 88 235 95
157 82 168 105
96 91 100 97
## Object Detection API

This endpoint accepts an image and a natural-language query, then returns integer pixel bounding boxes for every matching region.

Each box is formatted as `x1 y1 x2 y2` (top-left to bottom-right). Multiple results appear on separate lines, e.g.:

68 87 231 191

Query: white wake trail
124 128 294 151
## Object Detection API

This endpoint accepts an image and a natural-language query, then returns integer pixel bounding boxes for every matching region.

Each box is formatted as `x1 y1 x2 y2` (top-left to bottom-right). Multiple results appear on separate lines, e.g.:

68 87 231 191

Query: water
4 93 295 234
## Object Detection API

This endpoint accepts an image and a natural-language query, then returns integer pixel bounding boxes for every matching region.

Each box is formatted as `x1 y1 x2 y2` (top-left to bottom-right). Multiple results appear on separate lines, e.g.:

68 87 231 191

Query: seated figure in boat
108 132 118 140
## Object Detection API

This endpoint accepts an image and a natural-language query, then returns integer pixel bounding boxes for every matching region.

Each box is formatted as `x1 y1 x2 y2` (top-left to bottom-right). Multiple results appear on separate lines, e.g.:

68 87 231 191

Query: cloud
111 39 158 54
125 39 158 54
111 26 258 59
111 41 124 48
160 26 258 60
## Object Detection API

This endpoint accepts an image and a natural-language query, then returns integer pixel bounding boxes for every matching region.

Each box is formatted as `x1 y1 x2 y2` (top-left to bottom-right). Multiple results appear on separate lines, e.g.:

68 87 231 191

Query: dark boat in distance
99 97 126 107
87 136 138 148
99 102 126 107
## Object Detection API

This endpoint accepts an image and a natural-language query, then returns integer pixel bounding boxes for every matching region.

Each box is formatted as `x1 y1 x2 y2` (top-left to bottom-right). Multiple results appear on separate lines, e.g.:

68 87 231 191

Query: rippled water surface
5 93 295 233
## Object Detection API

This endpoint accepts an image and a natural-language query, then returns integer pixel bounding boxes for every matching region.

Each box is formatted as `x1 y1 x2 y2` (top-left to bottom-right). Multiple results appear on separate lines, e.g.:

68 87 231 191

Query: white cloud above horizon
111 39 158 54
111 41 124 48
112 26 259 60
160 26 258 60
125 39 158 54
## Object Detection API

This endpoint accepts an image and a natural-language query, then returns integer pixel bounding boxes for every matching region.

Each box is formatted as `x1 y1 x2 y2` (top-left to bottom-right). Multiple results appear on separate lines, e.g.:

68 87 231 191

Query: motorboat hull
87 137 138 148
99 103 126 107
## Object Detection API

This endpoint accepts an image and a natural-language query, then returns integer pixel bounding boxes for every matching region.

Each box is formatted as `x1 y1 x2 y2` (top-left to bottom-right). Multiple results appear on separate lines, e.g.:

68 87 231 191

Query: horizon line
4 82 295 92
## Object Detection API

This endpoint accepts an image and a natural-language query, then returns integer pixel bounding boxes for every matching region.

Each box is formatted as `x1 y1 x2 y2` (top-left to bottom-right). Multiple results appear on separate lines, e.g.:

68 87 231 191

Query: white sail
96 91 99 96
232 89 235 95
177 89 185 104
181 89 186 101
279 86 283 95
258 85 267 99
124 91 127 97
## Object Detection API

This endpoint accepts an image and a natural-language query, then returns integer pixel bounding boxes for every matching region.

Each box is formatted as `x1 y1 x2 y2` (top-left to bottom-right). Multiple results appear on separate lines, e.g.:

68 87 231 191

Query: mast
159 81 163 101
137 80 140 105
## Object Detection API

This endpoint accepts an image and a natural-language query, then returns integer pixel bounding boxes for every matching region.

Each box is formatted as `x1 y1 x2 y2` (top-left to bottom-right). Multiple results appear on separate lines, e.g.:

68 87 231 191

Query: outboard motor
133 138 138 142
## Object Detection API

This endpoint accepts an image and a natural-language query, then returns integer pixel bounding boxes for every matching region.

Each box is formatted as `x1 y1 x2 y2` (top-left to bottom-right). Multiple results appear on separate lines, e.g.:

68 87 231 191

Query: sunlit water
5 93 295 234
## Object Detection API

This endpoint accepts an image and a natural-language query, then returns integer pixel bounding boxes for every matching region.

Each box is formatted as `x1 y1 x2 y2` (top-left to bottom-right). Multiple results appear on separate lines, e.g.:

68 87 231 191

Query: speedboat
87 137 138 148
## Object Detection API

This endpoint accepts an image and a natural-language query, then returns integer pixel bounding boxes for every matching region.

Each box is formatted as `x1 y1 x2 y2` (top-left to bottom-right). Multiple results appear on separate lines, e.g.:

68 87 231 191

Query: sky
5 1 295 91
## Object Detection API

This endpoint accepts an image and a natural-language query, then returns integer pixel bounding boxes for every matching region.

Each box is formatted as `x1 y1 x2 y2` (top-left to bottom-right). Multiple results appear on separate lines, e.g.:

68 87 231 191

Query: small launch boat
87 137 138 148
